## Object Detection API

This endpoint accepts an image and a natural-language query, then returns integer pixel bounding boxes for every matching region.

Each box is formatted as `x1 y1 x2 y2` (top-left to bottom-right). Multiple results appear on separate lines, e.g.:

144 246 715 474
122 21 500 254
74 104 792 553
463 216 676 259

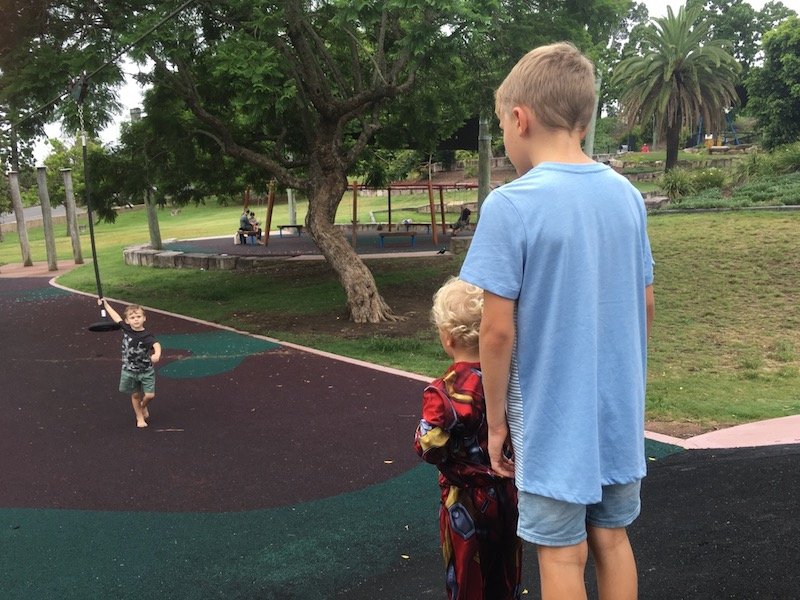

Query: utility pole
131 107 162 250
583 74 602 158
477 110 492 214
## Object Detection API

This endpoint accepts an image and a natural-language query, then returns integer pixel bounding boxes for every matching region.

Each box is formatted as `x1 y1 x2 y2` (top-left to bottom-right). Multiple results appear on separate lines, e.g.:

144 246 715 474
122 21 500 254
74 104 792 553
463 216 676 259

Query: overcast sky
35 0 800 162
643 0 800 15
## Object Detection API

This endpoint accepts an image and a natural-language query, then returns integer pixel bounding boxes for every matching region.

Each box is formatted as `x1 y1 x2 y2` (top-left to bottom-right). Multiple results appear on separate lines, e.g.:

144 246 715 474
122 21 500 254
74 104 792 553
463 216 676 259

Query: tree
685 0 796 107
612 5 741 170
746 16 800 149
122 0 497 323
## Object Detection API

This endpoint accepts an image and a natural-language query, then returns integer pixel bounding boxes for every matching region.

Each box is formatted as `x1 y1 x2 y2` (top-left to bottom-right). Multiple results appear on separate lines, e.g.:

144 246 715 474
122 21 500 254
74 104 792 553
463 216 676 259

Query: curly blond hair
431 277 483 349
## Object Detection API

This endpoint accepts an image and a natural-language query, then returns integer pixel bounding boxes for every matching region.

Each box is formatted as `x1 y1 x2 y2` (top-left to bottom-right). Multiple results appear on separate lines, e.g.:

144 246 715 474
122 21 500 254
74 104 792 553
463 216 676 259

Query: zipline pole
61 168 84 264
6 171 33 266
35 166 58 271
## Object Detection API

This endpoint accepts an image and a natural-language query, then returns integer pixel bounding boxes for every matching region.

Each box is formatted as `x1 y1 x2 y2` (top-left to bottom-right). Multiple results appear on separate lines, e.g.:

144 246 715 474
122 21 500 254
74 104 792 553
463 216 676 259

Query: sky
34 0 800 162
644 0 800 13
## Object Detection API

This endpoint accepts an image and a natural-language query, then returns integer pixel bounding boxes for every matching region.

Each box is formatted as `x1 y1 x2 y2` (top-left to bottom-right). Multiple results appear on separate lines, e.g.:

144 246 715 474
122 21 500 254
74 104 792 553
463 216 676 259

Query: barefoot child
414 277 522 600
99 298 162 428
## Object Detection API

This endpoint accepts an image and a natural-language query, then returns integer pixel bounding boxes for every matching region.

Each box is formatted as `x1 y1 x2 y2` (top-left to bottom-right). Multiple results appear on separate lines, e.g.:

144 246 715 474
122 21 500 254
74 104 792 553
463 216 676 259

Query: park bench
403 222 431 234
378 231 416 248
235 229 261 245
278 224 304 237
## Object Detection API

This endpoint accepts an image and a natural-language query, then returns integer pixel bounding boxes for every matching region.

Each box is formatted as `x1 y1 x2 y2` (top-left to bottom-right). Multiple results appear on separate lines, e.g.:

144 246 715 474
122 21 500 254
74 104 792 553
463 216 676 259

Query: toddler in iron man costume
414 277 522 600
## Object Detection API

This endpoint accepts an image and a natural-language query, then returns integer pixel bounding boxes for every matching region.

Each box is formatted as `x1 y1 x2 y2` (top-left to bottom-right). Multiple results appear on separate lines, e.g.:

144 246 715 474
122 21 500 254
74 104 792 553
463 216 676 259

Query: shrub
691 167 727 191
767 142 800 174
659 168 696 200
730 152 767 185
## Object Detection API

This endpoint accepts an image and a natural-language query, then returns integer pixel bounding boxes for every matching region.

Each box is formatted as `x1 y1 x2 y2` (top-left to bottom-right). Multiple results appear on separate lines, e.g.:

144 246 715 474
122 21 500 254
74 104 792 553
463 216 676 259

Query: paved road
0 204 86 225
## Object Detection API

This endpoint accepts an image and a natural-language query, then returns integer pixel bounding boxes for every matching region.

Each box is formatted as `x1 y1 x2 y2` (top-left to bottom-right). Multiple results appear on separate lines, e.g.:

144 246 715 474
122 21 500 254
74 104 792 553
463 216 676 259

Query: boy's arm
151 341 162 364
479 291 517 478
645 285 655 338
99 298 123 323
414 387 451 464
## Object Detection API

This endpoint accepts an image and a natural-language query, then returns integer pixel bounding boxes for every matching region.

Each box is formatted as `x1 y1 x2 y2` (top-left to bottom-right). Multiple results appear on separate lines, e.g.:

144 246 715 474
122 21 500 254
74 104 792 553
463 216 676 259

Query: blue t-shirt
460 162 654 504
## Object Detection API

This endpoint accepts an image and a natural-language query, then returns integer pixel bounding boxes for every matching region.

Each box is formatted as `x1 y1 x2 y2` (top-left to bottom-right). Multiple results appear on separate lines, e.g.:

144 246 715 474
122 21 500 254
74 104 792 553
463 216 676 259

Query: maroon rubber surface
0 277 425 513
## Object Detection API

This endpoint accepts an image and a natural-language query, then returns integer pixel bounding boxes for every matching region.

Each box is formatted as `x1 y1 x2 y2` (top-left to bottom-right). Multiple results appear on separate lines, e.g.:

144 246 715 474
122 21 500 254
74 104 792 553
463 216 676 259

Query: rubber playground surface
1 266 798 599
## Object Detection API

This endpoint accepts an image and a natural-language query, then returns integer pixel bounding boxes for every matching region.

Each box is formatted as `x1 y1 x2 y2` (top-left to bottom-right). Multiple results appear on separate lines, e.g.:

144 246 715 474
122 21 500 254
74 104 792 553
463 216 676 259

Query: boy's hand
488 424 515 478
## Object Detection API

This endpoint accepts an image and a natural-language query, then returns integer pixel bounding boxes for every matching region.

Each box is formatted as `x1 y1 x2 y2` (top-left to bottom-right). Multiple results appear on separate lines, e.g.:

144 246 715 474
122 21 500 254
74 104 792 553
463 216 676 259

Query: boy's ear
512 105 532 137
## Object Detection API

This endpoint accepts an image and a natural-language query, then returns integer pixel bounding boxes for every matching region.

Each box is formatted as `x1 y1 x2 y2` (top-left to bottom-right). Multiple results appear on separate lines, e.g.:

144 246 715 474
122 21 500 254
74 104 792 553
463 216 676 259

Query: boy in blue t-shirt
460 42 655 600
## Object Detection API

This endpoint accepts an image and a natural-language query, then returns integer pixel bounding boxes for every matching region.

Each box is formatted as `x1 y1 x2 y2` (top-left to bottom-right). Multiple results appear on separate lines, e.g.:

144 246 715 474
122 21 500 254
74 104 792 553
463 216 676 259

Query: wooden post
288 188 297 225
36 167 58 271
7 171 33 266
428 179 438 246
352 182 358 247
386 186 392 231
60 168 84 264
263 180 276 247
439 187 447 235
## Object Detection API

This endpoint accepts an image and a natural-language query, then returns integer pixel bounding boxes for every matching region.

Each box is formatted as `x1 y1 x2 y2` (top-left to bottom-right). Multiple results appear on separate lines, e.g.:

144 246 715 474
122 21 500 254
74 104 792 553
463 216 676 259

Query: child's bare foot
137 420 148 428
141 405 150 419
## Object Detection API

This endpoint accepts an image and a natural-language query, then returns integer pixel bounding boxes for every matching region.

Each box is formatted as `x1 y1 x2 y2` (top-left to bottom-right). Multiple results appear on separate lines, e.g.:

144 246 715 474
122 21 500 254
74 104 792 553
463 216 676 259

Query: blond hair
431 277 483 349
123 304 146 318
495 42 596 133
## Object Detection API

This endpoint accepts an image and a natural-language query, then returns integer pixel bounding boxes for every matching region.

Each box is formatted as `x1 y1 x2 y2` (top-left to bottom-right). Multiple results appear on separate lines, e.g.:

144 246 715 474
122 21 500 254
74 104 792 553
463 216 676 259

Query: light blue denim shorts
517 480 641 547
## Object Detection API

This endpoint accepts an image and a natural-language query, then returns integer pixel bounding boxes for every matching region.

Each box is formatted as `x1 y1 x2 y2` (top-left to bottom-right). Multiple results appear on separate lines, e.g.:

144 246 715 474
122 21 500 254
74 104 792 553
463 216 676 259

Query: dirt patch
238 257 723 437
646 420 730 438
244 257 452 339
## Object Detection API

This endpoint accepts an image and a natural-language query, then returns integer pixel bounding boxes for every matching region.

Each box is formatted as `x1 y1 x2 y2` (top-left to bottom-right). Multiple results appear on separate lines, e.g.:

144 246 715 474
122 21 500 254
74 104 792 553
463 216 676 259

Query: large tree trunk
665 119 681 172
145 188 163 250
305 167 396 324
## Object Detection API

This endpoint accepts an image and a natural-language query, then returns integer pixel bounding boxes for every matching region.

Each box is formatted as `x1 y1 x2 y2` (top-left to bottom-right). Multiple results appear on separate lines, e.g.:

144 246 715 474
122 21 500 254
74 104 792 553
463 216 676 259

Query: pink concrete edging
647 415 800 450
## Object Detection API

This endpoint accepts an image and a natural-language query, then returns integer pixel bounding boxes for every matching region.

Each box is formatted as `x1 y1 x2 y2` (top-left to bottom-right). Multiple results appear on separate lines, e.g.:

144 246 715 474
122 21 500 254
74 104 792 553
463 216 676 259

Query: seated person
452 206 472 235
238 210 254 244
248 211 263 242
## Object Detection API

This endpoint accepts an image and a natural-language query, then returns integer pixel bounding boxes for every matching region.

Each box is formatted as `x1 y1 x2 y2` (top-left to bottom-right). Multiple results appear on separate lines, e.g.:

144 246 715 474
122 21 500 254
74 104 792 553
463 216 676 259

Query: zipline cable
1 0 195 135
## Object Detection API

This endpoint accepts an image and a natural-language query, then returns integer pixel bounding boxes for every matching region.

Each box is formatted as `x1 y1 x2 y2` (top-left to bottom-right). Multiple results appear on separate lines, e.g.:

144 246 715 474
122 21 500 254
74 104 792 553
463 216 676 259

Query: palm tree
612 5 741 171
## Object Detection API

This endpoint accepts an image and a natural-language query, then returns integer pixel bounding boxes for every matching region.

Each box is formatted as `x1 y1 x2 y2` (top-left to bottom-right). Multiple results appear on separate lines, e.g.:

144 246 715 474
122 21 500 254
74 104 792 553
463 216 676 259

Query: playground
1 264 798 599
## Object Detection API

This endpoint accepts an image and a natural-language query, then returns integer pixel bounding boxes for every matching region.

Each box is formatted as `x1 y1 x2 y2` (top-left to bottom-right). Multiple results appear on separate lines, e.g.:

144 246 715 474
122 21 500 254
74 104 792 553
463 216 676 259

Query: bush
659 168 696 200
730 152 767 186
691 167 727 191
767 142 800 174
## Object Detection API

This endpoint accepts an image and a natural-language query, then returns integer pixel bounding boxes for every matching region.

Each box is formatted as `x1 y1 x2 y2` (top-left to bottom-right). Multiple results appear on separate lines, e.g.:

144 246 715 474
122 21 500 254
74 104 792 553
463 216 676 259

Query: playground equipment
347 181 478 247
71 75 120 332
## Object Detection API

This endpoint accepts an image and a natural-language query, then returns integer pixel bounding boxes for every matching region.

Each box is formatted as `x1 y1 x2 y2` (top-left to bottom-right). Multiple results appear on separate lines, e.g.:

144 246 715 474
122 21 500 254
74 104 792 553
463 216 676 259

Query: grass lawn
2 202 798 431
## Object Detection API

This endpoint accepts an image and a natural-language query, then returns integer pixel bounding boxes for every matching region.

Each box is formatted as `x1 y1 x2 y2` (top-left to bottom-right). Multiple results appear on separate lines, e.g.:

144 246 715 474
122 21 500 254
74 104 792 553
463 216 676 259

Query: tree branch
151 55 307 191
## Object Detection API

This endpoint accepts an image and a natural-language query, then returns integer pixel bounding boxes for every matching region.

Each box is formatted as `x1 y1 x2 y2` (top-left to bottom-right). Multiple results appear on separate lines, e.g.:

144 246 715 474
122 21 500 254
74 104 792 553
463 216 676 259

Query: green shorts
119 368 156 394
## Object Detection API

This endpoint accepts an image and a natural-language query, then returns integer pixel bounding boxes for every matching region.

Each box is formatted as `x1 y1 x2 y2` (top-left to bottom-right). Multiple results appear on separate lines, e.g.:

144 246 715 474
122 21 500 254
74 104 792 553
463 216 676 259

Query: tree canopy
746 16 800 149
612 4 741 170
